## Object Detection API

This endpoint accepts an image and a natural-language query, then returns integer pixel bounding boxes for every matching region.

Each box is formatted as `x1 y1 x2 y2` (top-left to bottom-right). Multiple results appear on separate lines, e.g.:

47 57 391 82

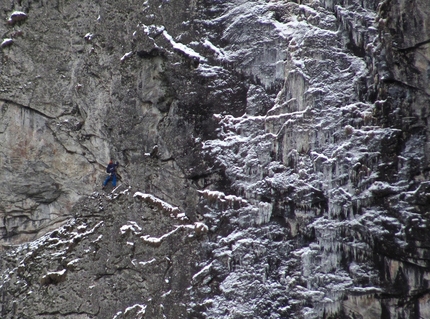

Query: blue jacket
106 162 118 176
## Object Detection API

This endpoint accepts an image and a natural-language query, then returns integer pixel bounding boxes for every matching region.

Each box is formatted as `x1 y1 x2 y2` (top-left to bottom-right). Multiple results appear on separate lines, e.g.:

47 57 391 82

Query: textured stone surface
0 0 430 318
1 190 205 318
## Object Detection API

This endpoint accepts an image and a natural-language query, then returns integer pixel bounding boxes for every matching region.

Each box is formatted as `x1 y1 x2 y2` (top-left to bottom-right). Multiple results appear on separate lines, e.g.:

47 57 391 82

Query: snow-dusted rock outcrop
0 0 429 318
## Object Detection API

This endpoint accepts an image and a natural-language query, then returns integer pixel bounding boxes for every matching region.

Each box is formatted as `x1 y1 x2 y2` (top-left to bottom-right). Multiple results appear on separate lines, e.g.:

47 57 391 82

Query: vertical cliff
1 0 429 318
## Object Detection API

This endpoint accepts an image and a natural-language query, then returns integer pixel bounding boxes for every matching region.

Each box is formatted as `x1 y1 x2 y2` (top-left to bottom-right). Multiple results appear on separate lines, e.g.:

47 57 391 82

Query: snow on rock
138 258 156 267
141 222 208 247
1 0 429 317
113 304 146 319
84 33 94 41
40 269 67 285
120 51 133 62
140 226 183 247
1 38 13 48
7 11 27 25
120 221 143 235
124 304 147 318
66 258 81 270
368 180 402 196
198 189 248 210
133 192 183 218
142 24 165 38
162 30 207 63
0 189 207 318
194 222 209 235
192 261 214 285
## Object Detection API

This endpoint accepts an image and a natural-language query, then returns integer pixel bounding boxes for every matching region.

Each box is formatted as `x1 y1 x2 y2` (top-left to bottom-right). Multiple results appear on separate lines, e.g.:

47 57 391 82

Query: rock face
1 0 430 318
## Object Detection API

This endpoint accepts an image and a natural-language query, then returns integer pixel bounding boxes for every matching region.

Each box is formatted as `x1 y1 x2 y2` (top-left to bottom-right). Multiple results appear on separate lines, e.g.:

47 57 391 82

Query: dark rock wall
1 0 430 318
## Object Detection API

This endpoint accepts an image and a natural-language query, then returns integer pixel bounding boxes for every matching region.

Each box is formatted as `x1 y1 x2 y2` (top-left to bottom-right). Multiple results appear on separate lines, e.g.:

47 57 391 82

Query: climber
102 159 119 189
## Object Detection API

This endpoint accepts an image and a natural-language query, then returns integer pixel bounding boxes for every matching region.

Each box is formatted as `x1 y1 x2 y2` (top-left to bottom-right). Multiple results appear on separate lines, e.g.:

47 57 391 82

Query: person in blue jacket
102 159 119 189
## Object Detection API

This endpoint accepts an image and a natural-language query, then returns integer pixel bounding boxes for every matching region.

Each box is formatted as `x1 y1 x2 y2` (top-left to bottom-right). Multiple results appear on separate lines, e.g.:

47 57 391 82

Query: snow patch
120 51 133 62
1 38 13 48
133 192 187 219
162 30 207 62
120 221 142 235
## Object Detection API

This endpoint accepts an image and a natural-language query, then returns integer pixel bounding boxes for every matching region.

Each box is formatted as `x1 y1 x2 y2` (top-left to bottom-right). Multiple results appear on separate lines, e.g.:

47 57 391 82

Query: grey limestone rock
1 0 430 318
